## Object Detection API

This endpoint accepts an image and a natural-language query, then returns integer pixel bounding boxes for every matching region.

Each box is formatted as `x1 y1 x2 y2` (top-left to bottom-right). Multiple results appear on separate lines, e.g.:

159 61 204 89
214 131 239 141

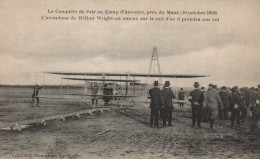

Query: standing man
148 81 163 128
239 88 249 124
229 86 241 127
31 84 43 107
249 86 260 134
200 87 208 122
201 84 212 122
161 81 175 126
91 82 99 107
189 82 204 128
219 86 231 120
103 84 113 105
178 88 185 107
203 84 223 130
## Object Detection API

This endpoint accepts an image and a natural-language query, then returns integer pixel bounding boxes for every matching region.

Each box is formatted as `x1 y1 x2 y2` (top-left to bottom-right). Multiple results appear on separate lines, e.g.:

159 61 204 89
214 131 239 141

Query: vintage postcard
0 0 259 159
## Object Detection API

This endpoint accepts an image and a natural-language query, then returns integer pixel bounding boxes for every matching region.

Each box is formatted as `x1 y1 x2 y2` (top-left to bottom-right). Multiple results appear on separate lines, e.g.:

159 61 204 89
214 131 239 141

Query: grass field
0 87 259 159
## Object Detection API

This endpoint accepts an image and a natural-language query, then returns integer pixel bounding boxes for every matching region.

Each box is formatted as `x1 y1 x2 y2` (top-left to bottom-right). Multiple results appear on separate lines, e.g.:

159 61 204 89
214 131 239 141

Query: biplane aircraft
44 71 208 105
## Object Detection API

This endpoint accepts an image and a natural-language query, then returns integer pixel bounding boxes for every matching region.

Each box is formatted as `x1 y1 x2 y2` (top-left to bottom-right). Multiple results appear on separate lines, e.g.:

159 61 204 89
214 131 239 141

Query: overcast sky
0 0 259 88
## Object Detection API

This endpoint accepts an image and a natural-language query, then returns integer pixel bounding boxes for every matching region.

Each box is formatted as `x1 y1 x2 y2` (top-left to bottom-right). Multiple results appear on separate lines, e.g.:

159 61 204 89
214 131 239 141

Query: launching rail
0 107 110 132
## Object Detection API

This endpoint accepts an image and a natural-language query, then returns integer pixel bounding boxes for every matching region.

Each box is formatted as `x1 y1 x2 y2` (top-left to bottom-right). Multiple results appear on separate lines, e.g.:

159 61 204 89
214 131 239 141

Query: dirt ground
0 88 259 159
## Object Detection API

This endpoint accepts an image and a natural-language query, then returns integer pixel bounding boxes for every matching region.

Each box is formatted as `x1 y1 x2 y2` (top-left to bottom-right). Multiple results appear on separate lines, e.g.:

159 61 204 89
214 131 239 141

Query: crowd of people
148 81 260 134
31 80 260 134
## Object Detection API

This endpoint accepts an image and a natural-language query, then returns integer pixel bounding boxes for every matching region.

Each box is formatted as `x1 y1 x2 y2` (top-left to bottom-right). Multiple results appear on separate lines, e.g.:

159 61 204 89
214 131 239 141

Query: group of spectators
189 83 260 133
148 81 260 134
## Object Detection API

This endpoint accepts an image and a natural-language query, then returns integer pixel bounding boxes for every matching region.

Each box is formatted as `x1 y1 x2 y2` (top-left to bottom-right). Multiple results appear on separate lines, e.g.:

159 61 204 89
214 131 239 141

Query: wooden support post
35 72 38 84
42 72 45 90
127 74 130 96
113 81 115 102
133 76 136 95
67 75 70 92
84 74 87 104
60 77 63 97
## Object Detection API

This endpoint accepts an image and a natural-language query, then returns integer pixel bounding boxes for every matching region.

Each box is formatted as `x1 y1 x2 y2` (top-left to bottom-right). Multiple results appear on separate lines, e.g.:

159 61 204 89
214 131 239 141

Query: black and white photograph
0 0 259 158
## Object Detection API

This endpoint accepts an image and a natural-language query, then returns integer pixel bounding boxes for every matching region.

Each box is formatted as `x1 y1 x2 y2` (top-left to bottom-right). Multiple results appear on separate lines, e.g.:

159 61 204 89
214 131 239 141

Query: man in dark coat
230 86 241 127
219 86 231 120
161 81 175 126
249 88 260 133
103 84 113 105
91 82 99 107
148 81 163 128
239 88 250 124
189 82 204 128
178 88 185 107
31 84 43 107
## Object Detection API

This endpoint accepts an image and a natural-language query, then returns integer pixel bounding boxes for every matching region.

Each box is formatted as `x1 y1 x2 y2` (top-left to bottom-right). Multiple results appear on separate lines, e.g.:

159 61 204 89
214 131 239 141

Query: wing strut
60 77 63 97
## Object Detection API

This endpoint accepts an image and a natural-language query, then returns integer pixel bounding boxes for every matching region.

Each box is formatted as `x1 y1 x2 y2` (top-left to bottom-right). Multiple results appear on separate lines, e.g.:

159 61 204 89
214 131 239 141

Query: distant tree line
0 84 83 89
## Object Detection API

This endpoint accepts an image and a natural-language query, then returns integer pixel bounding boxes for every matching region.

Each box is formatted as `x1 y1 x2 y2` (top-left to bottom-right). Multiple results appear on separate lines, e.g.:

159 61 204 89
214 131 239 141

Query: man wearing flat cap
201 84 213 122
148 81 163 128
219 86 231 120
203 84 223 130
229 86 241 127
189 82 204 127
249 85 260 134
239 87 251 124
161 81 175 126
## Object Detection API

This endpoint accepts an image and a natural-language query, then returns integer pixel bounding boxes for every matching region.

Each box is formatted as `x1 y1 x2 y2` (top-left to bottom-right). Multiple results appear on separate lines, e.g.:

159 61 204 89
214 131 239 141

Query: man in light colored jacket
203 84 223 130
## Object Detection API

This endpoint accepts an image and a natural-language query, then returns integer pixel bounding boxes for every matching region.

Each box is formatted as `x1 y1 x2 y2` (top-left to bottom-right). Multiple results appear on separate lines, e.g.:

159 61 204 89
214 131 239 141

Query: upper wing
46 72 209 78
62 77 140 82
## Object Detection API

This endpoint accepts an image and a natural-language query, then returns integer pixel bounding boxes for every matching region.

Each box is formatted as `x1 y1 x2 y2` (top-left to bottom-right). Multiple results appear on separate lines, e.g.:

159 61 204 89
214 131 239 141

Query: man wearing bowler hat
189 82 204 127
161 81 175 126
148 81 163 128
